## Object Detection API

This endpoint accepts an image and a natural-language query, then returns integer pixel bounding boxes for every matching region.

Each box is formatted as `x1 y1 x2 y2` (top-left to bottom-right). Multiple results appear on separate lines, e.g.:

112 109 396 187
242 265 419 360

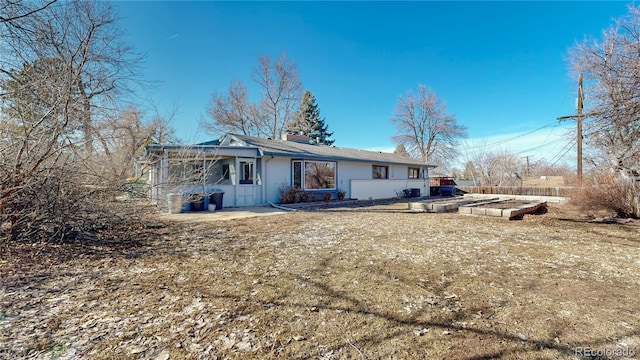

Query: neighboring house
143 133 436 211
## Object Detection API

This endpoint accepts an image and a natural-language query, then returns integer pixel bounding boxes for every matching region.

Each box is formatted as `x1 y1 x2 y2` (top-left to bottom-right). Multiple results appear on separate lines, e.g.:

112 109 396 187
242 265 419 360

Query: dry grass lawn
1 201 639 359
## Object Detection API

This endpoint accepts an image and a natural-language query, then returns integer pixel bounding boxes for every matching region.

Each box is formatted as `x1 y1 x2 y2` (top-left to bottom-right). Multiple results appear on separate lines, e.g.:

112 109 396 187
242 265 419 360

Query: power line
514 123 569 155
547 138 576 167
458 120 560 152
514 136 567 156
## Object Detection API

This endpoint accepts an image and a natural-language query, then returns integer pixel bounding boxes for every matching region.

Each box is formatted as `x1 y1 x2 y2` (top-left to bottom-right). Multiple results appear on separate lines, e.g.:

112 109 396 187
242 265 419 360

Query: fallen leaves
1 202 639 359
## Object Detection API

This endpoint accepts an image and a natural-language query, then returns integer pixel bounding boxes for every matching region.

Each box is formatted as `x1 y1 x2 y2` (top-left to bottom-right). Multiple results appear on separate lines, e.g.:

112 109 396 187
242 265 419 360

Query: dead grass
1 201 639 359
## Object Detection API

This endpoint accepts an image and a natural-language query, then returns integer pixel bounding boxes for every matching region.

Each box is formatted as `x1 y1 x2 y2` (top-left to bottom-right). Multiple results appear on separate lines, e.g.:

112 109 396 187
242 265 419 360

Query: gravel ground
1 201 639 359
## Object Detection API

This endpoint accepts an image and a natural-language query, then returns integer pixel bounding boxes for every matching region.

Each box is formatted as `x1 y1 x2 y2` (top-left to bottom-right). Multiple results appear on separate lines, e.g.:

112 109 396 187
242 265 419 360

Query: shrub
279 185 300 204
569 172 639 218
279 185 333 204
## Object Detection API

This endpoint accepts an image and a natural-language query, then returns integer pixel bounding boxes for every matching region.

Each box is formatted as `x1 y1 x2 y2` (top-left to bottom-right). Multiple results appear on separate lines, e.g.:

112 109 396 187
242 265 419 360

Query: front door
237 158 255 206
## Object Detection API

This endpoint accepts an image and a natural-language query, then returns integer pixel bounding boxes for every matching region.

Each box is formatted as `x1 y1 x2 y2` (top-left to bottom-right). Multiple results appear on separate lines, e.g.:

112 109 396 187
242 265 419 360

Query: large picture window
305 161 336 189
292 160 336 190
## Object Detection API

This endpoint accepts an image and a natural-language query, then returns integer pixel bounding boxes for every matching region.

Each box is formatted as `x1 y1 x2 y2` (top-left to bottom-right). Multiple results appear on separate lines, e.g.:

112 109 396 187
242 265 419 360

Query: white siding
337 161 427 199
336 161 370 199
350 179 429 200
261 158 430 203
264 157 292 204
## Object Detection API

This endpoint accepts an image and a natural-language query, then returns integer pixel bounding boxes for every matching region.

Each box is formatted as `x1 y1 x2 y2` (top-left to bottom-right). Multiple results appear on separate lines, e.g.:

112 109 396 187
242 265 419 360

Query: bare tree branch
202 51 303 139
0 0 56 24
390 85 466 166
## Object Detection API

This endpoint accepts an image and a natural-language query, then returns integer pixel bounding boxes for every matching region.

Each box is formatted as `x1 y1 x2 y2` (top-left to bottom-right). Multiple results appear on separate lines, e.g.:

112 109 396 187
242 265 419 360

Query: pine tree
463 161 476 181
287 90 334 145
393 144 411 158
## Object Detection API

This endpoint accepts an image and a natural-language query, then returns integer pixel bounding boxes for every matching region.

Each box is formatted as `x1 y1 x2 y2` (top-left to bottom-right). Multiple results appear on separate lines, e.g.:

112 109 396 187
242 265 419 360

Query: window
222 164 230 181
293 160 302 188
168 160 204 185
372 165 389 179
304 161 336 190
292 160 336 190
408 167 420 179
239 161 253 184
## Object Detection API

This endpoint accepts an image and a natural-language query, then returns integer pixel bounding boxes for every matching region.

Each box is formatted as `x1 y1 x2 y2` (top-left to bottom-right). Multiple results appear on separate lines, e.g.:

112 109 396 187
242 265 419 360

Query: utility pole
557 73 584 184
522 155 534 177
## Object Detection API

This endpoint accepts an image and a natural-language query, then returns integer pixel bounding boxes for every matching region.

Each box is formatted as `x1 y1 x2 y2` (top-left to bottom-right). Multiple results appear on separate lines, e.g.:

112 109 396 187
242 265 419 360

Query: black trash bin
410 188 421 198
190 193 205 211
208 190 225 210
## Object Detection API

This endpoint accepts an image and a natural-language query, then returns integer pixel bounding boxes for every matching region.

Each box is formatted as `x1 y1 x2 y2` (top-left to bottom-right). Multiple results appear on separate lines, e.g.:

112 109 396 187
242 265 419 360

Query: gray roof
220 133 436 167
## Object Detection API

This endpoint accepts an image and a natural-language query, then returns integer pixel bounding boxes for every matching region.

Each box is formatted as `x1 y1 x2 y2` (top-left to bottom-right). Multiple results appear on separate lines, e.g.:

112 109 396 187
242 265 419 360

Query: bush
0 165 126 244
279 185 299 204
279 185 333 204
569 172 639 218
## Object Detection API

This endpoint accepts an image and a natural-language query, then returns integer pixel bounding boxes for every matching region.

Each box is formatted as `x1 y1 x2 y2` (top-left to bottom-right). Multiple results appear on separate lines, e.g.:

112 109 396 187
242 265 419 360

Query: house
143 133 436 211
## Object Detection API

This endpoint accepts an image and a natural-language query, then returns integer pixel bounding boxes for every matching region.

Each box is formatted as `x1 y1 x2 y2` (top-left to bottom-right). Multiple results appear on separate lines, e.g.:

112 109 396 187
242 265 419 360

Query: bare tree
93 106 176 183
202 79 263 137
252 52 303 139
468 147 521 186
570 9 640 176
529 158 575 181
0 0 144 242
33 0 139 153
569 4 640 216
390 85 466 166
203 52 302 139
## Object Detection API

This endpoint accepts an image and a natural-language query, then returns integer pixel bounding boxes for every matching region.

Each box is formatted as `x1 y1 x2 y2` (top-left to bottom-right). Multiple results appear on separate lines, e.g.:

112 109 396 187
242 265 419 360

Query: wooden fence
456 186 572 197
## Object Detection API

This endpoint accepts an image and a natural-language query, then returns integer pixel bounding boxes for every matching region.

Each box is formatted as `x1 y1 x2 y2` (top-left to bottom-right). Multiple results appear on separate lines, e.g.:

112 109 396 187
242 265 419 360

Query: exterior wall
262 157 430 203
350 179 430 200
263 157 292 204
337 161 427 199
335 161 367 198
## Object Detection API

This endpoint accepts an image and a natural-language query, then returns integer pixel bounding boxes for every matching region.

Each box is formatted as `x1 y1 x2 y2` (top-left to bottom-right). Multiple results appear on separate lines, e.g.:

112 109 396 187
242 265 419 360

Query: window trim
292 160 303 189
239 160 254 185
292 159 337 191
408 167 420 179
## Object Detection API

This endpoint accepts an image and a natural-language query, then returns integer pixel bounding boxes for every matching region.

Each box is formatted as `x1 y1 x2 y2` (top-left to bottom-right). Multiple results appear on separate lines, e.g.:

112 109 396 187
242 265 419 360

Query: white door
237 158 255 206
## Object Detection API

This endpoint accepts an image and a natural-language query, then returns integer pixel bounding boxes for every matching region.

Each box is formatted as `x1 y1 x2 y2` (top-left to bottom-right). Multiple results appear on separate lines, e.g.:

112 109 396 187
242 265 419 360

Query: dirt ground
1 201 639 359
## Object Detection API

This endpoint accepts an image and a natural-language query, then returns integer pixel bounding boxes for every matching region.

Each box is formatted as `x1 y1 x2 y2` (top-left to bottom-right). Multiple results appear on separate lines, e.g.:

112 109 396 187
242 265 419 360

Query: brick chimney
281 133 310 143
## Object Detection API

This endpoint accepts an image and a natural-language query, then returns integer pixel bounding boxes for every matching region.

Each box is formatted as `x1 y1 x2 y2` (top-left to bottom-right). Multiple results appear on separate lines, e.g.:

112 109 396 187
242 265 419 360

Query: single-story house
143 133 436 211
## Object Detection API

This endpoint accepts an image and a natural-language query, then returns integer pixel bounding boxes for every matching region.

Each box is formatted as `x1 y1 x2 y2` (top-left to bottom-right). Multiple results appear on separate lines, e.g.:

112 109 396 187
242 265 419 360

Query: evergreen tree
393 144 411 158
463 161 476 181
287 90 334 145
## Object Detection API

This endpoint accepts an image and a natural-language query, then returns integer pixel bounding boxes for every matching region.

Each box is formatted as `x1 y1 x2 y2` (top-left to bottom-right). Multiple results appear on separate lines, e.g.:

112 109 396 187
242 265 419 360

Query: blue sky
115 1 631 168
